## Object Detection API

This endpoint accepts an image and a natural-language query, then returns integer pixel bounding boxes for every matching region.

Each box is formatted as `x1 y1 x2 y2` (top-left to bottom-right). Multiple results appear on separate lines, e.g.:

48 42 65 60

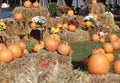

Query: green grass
69 37 120 72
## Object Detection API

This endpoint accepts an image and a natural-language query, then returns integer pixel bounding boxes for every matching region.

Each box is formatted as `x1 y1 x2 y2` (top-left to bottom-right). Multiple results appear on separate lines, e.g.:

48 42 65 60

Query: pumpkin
33 1 40 8
44 37 59 51
7 44 22 58
48 34 61 44
56 23 63 29
14 13 23 21
109 34 119 42
68 24 76 32
32 44 43 52
57 42 71 56
17 41 26 50
0 43 6 51
103 43 113 53
91 0 97 4
111 40 120 50
88 53 110 75
113 60 120 74
23 48 29 55
82 57 89 67
99 37 105 43
24 0 32 8
92 48 105 54
85 21 93 27
67 10 74 17
92 34 99 42
30 22 37 29
105 53 114 63
0 49 14 63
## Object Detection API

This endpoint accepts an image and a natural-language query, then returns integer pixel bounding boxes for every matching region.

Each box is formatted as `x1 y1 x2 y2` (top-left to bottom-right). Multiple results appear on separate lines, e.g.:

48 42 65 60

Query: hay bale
60 28 90 41
12 6 49 22
87 3 105 16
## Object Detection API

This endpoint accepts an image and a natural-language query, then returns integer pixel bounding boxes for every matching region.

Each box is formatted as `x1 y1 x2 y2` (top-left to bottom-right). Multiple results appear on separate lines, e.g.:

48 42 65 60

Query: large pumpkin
48 34 61 44
88 53 110 75
7 44 22 58
0 49 14 63
113 60 120 74
57 42 71 56
44 37 59 51
24 0 32 8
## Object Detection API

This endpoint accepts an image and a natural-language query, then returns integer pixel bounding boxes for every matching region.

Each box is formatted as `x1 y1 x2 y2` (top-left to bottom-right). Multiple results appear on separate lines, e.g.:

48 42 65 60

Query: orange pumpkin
7 44 22 58
99 37 105 43
23 48 29 55
57 42 71 56
103 43 113 53
17 41 26 50
0 49 14 63
92 48 105 54
24 0 32 8
82 57 89 67
109 34 119 42
44 37 59 51
48 34 61 44
30 22 37 29
113 60 120 74
68 25 76 32
111 40 120 50
33 1 40 8
67 10 74 17
92 34 99 42
32 44 43 52
91 0 97 4
85 21 93 27
88 53 110 75
56 23 63 29
105 53 114 63
14 13 23 21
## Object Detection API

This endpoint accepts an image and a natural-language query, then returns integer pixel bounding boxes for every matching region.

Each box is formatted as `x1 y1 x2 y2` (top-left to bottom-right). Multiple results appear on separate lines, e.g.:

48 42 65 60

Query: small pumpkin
82 57 89 67
92 34 99 42
24 0 32 8
30 22 37 29
23 48 29 55
99 37 105 43
111 40 120 50
105 53 114 63
0 43 6 51
14 13 23 21
113 60 120 74
32 44 43 52
7 44 22 58
17 41 26 50
103 43 113 53
85 21 93 27
109 34 119 42
92 48 105 54
57 42 71 56
91 0 97 4
67 10 74 17
0 49 14 63
56 23 63 29
68 24 76 32
33 1 40 8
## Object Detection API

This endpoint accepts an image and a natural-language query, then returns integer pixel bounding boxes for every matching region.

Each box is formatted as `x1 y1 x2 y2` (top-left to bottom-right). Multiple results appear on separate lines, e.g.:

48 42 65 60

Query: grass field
69 31 120 72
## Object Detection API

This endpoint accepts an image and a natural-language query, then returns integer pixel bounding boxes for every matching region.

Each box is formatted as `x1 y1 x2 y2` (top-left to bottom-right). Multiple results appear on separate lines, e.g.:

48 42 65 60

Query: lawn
69 31 120 72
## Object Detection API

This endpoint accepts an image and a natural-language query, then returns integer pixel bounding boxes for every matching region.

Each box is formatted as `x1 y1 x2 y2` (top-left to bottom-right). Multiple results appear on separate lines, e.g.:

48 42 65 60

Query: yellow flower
0 21 6 30
50 27 60 34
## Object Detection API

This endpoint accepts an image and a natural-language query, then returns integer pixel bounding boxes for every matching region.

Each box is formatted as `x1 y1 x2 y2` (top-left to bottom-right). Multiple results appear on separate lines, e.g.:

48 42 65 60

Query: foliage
48 3 57 17
26 42 36 53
